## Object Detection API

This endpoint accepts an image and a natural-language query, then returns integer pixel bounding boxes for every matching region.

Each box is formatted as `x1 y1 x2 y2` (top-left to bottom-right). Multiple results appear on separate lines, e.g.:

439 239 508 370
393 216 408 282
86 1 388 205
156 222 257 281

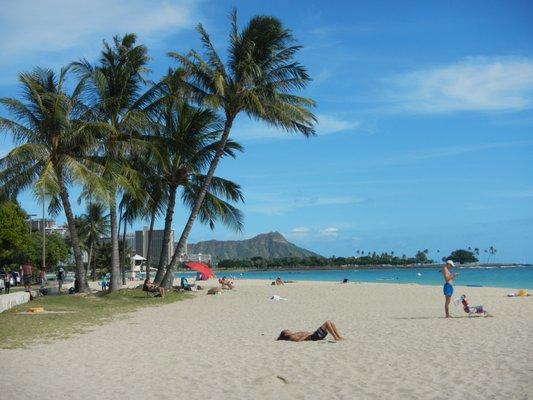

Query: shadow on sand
393 315 487 320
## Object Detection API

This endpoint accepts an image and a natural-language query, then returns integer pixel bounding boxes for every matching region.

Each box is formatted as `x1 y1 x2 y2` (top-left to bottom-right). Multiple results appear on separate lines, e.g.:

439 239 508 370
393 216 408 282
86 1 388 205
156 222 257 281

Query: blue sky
1 0 532 262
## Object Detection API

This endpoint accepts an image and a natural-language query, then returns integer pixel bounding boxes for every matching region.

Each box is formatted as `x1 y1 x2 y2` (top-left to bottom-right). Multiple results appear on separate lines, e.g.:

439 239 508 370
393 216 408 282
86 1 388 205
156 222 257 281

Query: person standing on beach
39 269 47 290
3 271 11 294
21 261 33 292
57 268 64 294
442 260 457 318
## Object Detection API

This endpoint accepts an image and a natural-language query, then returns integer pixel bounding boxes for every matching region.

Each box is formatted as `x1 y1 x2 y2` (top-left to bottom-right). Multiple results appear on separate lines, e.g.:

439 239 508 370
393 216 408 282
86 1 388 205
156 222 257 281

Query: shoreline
212 262 531 272
226 278 528 292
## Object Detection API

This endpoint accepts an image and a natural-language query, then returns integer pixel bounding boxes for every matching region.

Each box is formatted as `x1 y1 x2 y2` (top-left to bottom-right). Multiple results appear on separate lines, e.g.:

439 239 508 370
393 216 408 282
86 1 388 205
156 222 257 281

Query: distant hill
187 232 322 260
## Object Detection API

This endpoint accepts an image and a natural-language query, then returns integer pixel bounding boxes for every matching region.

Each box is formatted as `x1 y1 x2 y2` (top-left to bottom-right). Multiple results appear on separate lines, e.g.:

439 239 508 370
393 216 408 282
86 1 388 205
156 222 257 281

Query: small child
455 294 488 317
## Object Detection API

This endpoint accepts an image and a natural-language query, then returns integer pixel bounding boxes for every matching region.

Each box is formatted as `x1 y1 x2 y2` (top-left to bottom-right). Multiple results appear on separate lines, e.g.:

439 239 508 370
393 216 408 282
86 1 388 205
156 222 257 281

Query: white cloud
291 227 311 234
246 194 365 215
0 0 199 82
378 140 533 166
319 227 339 237
310 196 363 206
286 226 349 239
503 190 533 199
317 114 359 133
385 57 533 113
233 114 359 141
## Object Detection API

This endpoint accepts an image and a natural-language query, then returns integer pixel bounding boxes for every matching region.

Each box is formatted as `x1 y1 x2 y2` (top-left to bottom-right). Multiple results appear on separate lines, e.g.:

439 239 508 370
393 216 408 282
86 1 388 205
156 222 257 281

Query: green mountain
187 232 322 260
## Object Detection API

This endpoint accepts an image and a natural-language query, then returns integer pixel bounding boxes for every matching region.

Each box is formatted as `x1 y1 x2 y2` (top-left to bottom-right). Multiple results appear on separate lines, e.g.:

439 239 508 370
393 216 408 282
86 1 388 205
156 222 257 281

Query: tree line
0 10 316 292
217 248 488 269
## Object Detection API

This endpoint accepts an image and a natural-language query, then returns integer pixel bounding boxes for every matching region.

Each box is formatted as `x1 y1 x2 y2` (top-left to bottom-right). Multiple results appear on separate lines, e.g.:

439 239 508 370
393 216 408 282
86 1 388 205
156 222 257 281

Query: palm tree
147 71 244 284
118 196 136 285
77 202 110 280
0 67 102 292
161 11 316 286
72 34 156 291
127 175 164 279
488 246 496 263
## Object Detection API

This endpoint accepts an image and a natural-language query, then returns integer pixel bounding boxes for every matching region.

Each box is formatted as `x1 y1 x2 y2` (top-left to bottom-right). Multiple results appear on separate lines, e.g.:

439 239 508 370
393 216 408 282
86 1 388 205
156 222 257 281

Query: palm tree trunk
87 241 93 281
57 176 90 292
91 243 97 281
145 211 156 280
121 220 127 285
161 117 234 287
109 190 121 292
154 185 177 285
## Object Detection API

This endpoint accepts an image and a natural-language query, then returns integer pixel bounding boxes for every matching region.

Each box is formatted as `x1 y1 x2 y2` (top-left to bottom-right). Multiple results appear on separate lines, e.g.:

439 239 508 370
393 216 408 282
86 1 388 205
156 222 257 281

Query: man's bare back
442 265 453 284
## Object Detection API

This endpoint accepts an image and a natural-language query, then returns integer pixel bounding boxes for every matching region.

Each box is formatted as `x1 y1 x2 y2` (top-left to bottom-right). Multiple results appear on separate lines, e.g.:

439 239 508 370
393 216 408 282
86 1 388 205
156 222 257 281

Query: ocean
177 265 533 289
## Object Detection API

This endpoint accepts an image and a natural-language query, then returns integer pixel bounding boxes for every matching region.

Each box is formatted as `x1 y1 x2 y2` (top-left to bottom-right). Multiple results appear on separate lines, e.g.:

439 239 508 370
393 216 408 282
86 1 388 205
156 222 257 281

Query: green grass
0 289 191 349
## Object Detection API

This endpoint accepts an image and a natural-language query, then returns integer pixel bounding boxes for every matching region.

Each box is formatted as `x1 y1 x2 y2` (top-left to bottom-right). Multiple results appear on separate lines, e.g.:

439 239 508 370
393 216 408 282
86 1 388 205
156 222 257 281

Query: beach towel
269 295 288 301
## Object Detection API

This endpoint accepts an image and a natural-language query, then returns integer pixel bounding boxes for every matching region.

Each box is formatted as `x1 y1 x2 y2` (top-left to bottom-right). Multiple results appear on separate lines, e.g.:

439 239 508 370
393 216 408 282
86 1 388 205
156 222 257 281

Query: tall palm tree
123 151 167 279
488 246 496 263
0 67 103 292
78 202 110 280
162 11 316 285
148 70 244 284
72 34 156 291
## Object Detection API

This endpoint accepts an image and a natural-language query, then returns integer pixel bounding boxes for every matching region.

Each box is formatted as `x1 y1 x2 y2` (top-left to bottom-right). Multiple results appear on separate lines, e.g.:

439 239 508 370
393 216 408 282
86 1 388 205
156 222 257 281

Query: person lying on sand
275 277 284 285
143 277 165 297
277 320 344 342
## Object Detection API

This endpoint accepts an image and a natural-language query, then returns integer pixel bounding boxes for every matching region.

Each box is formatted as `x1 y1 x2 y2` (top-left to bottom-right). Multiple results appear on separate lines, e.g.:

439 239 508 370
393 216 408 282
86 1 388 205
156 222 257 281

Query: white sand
1 279 532 399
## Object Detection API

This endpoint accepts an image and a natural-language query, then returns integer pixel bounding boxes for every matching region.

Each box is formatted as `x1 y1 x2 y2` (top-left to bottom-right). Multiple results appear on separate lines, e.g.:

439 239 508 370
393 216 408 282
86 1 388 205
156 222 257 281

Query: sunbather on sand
143 278 165 297
277 320 344 342
219 277 234 290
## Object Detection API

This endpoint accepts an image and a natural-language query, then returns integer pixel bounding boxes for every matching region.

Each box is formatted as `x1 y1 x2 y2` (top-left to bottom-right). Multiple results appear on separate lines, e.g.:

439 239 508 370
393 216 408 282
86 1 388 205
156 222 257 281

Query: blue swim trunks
443 282 454 297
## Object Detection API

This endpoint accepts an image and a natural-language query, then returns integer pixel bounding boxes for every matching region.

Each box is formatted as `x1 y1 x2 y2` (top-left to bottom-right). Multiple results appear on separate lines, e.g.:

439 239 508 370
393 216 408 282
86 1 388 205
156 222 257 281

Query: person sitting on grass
143 277 165 297
277 320 344 342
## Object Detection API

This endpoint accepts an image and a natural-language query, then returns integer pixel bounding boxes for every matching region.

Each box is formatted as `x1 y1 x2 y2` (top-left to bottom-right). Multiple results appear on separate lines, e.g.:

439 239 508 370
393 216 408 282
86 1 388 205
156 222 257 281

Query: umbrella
184 262 214 280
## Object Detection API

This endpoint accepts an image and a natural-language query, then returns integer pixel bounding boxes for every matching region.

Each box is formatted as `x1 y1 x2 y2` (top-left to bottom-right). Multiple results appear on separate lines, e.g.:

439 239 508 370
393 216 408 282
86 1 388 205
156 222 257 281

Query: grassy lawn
0 289 191 349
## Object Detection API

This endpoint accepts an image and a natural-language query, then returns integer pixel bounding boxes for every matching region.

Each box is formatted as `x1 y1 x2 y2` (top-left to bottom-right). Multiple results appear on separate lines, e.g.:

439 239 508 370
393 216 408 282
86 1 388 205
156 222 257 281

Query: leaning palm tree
161 11 316 284
72 34 157 291
0 67 103 292
146 70 244 284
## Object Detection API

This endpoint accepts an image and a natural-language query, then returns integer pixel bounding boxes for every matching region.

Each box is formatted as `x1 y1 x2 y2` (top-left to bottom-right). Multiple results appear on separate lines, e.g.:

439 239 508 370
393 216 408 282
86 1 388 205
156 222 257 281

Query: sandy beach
1 279 532 400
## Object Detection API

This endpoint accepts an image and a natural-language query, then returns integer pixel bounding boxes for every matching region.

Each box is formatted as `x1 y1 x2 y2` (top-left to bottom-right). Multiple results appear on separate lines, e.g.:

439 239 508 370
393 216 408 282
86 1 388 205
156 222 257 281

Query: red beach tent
184 262 215 280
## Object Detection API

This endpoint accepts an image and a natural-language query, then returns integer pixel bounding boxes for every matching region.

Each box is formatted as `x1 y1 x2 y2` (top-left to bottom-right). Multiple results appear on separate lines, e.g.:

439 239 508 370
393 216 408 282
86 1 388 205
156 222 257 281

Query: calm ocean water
177 265 533 289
